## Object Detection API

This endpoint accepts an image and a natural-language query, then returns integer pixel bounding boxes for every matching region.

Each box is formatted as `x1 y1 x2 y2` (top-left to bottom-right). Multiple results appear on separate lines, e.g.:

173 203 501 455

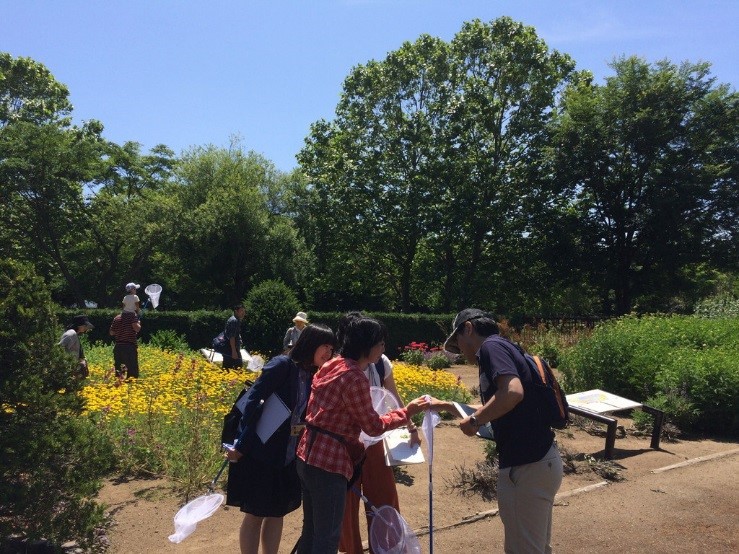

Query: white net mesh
144 283 162 308
369 504 422 554
360 386 401 447
168 492 223 543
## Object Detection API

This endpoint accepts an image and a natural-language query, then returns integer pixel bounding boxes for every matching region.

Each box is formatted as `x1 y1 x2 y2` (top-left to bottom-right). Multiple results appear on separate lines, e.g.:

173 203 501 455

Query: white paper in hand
255 393 290 443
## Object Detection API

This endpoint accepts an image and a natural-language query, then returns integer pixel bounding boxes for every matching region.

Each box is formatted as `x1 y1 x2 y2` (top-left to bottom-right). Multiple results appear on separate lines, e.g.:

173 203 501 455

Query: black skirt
226 453 301 517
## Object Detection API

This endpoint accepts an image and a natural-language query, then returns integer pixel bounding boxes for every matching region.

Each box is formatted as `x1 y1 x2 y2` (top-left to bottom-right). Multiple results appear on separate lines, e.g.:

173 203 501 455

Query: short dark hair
337 311 363 355
341 316 385 361
289 324 336 368
232 303 244 312
468 316 499 338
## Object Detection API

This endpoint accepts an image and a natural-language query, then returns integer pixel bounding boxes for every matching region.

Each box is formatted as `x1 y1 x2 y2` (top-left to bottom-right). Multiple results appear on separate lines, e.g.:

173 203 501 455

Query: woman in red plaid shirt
295 316 429 554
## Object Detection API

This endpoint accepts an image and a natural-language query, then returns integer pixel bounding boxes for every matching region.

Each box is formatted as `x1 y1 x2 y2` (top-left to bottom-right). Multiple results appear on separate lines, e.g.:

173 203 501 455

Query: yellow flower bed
393 361 471 404
80 346 257 421
79 347 469 490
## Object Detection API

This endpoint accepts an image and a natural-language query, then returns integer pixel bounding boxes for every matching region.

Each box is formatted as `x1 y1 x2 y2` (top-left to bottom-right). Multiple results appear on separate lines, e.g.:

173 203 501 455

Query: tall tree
0 53 72 126
157 143 311 308
300 34 452 311
299 17 575 312
552 57 739 314
438 18 575 311
0 119 107 306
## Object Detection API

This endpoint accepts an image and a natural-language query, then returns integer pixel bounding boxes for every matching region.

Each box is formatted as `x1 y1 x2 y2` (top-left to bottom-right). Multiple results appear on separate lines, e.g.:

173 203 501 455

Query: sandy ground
97 364 739 553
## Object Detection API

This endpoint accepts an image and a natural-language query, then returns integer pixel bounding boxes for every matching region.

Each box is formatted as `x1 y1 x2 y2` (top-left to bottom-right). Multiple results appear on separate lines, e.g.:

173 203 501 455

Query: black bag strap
304 423 366 488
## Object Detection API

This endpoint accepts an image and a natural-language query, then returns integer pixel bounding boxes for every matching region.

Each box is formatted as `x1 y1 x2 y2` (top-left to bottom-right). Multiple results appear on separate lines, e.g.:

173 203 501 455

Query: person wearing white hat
283 311 309 352
122 282 141 317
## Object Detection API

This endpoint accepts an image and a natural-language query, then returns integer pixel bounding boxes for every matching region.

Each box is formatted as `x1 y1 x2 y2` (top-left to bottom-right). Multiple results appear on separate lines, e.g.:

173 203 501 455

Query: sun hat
443 308 493 354
125 282 140 292
293 311 309 324
68 314 94 330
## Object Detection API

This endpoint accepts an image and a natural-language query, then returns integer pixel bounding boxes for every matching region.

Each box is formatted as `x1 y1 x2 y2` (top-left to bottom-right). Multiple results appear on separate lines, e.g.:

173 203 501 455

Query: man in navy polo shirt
434 308 563 553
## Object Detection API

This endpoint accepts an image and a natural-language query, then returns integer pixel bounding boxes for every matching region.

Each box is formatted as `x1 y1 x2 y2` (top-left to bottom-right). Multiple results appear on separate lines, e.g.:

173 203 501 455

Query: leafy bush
400 348 426 366
427 352 452 370
148 329 190 353
0 260 113 548
693 293 739 318
559 315 739 435
245 280 301 356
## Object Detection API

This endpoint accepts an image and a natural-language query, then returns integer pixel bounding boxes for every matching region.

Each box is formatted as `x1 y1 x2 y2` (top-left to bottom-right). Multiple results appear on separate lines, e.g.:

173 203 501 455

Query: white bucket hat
293 311 309 324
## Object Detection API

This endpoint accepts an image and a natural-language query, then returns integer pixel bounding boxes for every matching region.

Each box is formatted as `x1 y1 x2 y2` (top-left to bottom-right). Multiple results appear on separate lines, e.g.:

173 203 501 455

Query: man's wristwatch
469 416 480 429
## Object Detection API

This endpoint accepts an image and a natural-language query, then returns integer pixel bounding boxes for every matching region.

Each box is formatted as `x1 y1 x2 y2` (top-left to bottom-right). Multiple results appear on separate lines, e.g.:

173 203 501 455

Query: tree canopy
1 18 737 316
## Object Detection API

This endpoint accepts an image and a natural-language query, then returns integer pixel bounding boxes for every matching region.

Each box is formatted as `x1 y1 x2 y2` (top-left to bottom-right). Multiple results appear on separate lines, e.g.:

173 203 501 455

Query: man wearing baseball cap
432 308 563 553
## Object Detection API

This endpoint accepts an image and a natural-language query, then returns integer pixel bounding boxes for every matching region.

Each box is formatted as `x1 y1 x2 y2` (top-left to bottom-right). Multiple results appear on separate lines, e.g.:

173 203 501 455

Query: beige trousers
497 444 563 553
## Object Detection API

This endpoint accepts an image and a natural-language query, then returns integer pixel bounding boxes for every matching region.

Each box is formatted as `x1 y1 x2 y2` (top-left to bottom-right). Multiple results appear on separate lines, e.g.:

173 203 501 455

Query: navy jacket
236 355 310 465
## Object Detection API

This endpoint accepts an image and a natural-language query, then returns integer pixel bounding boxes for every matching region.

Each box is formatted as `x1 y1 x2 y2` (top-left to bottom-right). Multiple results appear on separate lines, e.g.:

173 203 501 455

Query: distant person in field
122 282 141 316
223 303 246 369
109 310 141 378
283 311 309 352
429 309 563 553
58 314 94 378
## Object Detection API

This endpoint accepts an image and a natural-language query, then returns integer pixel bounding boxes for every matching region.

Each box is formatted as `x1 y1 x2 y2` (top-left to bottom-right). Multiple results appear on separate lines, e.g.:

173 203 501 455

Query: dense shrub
427 353 452 370
244 280 301 356
58 307 229 350
148 329 190 353
0 260 113 548
693 293 739 318
559 315 739 435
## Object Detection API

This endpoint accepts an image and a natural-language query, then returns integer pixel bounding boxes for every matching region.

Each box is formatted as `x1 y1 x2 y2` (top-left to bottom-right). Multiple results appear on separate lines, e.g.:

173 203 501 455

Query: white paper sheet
255 393 291 443
453 401 495 441
383 428 425 466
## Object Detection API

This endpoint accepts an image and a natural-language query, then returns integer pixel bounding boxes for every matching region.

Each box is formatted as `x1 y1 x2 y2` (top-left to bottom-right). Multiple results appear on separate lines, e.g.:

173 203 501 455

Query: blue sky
3 1 737 173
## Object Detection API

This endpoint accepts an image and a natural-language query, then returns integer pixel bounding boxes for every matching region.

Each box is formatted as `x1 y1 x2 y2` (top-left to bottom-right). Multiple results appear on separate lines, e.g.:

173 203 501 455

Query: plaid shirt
296 356 409 480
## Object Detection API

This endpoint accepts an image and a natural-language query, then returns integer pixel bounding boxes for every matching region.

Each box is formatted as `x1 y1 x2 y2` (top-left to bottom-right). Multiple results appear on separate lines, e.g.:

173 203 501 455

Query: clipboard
383 428 425 466
453 401 495 441
255 393 291 443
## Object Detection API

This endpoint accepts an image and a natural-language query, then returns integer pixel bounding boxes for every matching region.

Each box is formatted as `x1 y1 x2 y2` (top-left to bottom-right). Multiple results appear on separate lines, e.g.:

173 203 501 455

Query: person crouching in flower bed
224 324 337 554
295 316 429 554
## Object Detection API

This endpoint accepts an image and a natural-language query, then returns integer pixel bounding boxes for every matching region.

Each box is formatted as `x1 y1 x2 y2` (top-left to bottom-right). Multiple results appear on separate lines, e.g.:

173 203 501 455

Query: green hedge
58 309 455 359
57 309 230 350
309 312 453 358
558 315 739 435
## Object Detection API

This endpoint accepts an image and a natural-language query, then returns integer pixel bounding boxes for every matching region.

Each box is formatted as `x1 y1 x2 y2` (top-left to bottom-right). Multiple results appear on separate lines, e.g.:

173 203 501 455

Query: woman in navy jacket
225 324 337 554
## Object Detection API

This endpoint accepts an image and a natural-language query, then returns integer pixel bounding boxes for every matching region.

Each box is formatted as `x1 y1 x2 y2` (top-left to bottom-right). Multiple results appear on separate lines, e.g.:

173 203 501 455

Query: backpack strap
532 355 568 421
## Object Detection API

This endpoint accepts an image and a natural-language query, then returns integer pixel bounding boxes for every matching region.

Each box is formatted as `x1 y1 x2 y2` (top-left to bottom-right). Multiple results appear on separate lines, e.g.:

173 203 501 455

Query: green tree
0 259 112 547
0 52 72 126
0 119 107 306
156 142 311 308
552 57 739 314
299 18 575 312
299 34 452 311
74 140 176 306
1 53 178 307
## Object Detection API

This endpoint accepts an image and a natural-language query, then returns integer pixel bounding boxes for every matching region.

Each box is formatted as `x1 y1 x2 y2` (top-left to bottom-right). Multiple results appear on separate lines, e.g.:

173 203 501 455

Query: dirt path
97 365 739 553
